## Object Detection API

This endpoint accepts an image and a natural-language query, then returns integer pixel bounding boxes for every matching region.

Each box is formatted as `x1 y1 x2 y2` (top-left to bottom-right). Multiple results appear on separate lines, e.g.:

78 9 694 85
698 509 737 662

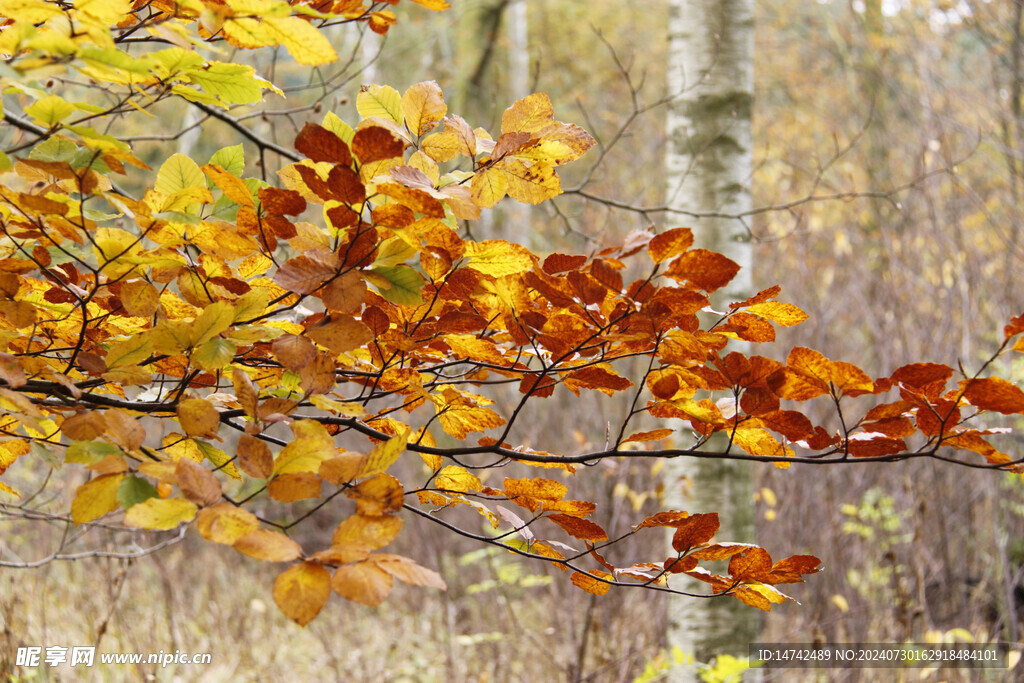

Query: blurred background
2 0 1024 680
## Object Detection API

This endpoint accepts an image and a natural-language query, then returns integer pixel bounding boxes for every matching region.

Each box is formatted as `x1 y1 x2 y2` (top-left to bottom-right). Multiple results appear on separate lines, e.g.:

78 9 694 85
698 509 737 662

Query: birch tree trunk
663 0 758 675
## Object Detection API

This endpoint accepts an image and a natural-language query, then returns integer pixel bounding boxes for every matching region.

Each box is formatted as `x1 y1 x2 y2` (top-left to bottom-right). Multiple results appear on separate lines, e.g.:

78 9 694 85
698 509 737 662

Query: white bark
663 0 758 677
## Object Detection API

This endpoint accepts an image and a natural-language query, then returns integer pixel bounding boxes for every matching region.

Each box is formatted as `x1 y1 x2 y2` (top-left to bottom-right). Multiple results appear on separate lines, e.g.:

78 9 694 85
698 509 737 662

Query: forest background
1 0 1024 681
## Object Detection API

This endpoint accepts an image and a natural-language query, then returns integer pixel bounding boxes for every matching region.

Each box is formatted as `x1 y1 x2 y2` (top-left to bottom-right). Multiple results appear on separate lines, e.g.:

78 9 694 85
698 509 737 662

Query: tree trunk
663 0 758 676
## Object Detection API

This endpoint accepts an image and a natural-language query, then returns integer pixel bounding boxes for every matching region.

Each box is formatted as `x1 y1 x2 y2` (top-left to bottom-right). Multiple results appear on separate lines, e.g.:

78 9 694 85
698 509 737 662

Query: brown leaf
272 334 318 372
259 187 306 216
295 122 352 165
175 457 222 506
547 513 608 542
273 251 339 294
352 126 405 163
61 411 107 441
306 315 374 356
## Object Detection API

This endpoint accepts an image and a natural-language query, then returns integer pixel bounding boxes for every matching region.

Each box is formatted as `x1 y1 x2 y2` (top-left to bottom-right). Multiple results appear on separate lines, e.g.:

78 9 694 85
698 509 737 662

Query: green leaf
357 85 403 125
117 475 159 509
29 137 78 163
185 62 266 105
0 151 10 173
156 153 205 195
371 266 424 306
78 47 155 75
194 439 241 480
192 338 238 371
30 441 62 469
66 440 125 465
209 144 245 177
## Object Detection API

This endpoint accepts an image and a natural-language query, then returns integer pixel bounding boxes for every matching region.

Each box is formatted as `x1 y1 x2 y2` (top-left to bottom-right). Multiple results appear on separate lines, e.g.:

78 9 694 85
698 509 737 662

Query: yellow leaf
359 430 409 478
498 159 561 204
331 514 403 550
71 473 124 524
357 84 403 125
470 166 508 208
176 398 221 438
155 153 205 195
463 240 535 277
501 93 554 134
434 465 482 493
262 16 337 66
124 496 198 530
196 503 260 544
274 561 331 626
401 81 446 137
105 335 152 370
745 302 809 327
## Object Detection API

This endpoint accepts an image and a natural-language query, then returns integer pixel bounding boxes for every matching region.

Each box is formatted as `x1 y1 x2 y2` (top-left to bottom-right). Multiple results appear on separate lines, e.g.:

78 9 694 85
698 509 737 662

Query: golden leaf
273 561 332 626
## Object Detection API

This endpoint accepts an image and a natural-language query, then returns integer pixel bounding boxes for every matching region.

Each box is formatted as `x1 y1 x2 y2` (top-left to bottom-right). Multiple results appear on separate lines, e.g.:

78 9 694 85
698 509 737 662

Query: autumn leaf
124 497 198 530
274 562 332 626
332 562 393 607
961 377 1024 414
234 529 303 562
570 571 611 596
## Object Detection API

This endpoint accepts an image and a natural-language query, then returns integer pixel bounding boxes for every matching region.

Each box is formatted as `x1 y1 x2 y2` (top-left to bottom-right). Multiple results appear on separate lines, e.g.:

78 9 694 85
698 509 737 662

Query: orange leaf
274 561 331 626
961 377 1024 414
347 473 404 517
671 512 719 552
332 514 403 550
728 547 772 582
767 555 823 584
648 227 694 264
234 529 303 562
570 570 611 595
331 562 393 606
268 472 322 502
